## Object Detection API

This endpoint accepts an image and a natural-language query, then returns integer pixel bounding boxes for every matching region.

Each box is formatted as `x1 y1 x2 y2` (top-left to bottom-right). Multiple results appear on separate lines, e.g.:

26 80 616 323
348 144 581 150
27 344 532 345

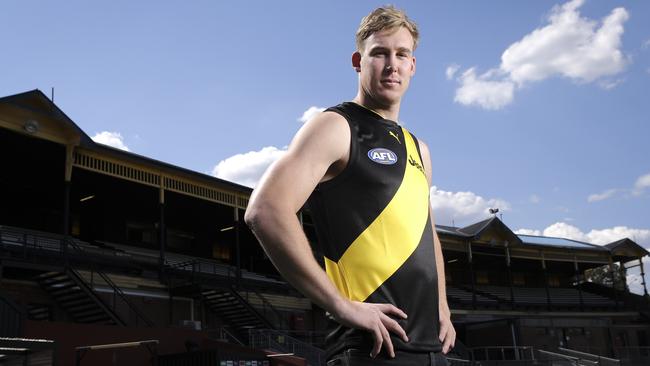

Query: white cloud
543 222 589 242
92 131 130 151
633 173 650 195
430 186 510 226
451 0 629 110
515 228 542 236
454 68 515 110
588 173 650 200
522 222 650 247
446 64 460 80
298 106 325 124
599 78 624 90
211 146 287 188
529 194 541 204
587 226 650 246
587 188 618 202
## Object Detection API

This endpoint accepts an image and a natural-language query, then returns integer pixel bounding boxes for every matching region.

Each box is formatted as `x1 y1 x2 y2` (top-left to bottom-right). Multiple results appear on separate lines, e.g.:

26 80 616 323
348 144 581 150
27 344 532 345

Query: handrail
538 349 579 365
228 287 274 329
208 327 244 346
558 347 620 363
470 346 536 361
66 268 125 326
247 289 287 329
95 271 155 327
66 238 154 327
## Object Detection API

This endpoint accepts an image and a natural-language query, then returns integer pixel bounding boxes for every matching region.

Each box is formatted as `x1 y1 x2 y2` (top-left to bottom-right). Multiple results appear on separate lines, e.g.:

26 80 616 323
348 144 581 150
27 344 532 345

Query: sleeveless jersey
306 102 442 357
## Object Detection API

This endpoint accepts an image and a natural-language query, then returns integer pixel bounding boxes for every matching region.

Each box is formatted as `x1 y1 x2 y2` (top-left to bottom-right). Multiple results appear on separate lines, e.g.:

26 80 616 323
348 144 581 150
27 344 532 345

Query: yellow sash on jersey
324 127 430 301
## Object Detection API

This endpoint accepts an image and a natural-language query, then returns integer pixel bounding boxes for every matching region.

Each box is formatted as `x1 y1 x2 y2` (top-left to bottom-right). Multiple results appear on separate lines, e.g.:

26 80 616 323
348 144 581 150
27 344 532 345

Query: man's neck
352 94 401 121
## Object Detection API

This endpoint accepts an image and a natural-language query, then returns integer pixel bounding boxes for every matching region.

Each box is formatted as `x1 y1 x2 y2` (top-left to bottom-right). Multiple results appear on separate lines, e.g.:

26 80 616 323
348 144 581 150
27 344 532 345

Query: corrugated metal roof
518 234 608 251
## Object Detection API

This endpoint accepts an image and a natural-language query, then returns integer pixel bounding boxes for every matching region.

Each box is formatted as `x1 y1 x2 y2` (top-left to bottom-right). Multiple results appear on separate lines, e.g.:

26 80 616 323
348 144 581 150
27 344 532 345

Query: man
245 6 455 365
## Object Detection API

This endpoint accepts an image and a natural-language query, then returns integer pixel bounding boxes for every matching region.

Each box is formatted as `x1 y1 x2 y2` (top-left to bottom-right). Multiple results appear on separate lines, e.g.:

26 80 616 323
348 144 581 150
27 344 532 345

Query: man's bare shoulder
288 110 349 157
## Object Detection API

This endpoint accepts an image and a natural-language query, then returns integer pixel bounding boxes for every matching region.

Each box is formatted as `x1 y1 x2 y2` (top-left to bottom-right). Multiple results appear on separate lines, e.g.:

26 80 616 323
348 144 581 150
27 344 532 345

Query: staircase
35 269 124 325
201 287 273 343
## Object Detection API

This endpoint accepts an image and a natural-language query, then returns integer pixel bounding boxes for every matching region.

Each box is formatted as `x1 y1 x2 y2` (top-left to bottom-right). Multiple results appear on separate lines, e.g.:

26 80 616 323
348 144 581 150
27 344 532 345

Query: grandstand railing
558 347 620 366
470 346 535 362
207 327 245 346
241 289 288 330
66 267 125 326
249 328 325 366
65 238 155 327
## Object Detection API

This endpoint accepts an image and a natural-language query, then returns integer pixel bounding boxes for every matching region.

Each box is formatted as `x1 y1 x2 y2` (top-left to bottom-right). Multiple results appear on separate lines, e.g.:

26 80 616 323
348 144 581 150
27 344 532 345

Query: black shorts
327 349 450 366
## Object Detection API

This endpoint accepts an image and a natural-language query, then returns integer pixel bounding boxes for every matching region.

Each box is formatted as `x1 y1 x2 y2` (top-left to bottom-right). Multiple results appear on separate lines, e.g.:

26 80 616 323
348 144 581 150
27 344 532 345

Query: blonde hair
355 6 419 52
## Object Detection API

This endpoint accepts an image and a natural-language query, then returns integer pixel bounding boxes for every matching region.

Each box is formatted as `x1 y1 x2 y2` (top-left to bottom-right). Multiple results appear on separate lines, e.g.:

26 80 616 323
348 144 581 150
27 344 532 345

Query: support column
234 207 242 286
609 257 619 310
62 145 74 258
158 185 166 279
467 241 476 309
542 252 551 310
506 244 515 309
574 255 584 311
638 257 649 297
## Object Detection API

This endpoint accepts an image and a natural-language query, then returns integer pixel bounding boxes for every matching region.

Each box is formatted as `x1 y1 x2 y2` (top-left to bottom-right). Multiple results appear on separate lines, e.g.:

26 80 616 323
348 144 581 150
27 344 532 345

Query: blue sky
2 1 649 288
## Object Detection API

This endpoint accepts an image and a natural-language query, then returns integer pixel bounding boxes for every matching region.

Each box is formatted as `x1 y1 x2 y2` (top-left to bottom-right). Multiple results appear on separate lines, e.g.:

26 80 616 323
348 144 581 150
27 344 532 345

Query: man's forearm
245 205 347 316
433 233 449 312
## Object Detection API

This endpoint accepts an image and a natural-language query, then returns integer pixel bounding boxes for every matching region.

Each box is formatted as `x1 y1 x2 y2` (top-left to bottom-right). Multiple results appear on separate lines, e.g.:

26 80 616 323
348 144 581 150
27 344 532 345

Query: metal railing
470 346 535 361
88 269 155 327
66 238 155 327
66 268 124 326
537 349 580 366
249 329 325 366
207 327 245 346
242 289 287 330
558 347 620 366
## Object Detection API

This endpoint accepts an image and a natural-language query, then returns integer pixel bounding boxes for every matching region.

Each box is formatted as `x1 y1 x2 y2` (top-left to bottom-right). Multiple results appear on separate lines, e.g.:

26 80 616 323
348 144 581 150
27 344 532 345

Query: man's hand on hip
333 300 409 359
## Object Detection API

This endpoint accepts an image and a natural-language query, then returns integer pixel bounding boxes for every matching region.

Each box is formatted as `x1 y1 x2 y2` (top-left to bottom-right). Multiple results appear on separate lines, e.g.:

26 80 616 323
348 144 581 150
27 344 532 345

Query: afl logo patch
368 148 398 165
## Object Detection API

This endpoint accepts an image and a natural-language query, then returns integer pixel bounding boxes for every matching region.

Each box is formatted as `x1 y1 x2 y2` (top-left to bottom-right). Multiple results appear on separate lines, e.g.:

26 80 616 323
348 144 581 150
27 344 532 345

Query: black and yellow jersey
307 102 442 357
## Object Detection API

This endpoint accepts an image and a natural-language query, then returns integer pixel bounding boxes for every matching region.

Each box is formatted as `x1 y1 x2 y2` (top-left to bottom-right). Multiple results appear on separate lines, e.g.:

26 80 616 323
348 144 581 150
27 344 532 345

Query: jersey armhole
409 131 424 163
315 107 356 191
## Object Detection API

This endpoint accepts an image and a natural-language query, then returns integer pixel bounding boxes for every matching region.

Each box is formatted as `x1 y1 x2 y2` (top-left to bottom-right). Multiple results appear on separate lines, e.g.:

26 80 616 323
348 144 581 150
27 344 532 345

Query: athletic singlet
306 102 442 357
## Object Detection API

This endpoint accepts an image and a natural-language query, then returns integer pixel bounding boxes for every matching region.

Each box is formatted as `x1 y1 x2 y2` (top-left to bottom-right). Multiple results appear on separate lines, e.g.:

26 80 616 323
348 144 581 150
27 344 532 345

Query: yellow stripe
325 128 430 301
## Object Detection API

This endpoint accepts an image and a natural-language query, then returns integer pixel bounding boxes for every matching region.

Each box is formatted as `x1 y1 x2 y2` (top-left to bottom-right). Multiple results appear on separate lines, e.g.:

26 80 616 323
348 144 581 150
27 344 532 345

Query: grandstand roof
0 89 253 195
517 234 609 252
606 238 650 259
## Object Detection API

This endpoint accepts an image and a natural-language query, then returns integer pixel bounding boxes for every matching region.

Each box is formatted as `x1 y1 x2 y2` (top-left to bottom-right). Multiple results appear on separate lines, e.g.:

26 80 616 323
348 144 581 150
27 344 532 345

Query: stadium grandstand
0 89 648 366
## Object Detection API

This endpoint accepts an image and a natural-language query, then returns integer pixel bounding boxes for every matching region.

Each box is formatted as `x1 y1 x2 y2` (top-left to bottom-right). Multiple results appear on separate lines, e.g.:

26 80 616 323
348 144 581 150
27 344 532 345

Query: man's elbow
244 204 263 232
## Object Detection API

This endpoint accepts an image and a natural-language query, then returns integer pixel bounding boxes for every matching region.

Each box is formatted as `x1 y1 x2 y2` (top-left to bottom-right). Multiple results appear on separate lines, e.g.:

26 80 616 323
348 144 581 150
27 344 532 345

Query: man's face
354 27 416 108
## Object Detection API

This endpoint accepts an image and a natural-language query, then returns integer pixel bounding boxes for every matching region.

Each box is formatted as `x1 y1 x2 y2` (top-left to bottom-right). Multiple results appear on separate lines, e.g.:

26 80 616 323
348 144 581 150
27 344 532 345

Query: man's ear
352 52 361 72
411 56 416 76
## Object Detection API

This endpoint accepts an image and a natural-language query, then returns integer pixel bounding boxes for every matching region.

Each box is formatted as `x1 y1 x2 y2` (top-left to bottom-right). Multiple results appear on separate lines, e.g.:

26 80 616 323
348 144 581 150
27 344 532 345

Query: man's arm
418 139 456 354
245 112 408 358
